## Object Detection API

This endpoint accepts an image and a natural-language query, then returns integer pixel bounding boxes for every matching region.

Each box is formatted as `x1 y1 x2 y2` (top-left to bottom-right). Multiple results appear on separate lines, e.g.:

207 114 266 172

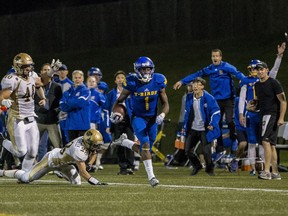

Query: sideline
1 178 288 193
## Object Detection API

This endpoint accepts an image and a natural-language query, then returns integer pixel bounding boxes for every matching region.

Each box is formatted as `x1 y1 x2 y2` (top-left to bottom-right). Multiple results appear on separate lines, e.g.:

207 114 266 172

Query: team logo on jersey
144 88 149 92
134 90 157 97
76 92 80 96
219 70 223 75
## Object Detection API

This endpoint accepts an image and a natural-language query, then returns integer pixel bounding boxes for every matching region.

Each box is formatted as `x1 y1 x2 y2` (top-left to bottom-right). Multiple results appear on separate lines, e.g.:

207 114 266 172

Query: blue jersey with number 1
123 73 167 117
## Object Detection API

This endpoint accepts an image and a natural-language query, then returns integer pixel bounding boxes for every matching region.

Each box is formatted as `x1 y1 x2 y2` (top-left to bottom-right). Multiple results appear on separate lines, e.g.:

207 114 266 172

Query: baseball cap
59 64 67 70
255 61 268 69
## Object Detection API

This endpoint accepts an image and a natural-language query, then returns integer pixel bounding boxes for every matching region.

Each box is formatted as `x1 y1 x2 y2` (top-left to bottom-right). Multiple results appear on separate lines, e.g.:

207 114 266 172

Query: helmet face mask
87 67 102 81
13 53 34 77
134 57 155 83
247 59 260 77
83 129 104 152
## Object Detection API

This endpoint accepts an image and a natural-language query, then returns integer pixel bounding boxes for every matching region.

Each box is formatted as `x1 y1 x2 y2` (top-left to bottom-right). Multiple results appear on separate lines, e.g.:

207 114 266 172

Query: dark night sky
0 0 121 16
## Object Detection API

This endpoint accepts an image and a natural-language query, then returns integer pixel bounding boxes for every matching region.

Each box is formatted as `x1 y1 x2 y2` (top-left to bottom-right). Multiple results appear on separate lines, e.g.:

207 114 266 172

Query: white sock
248 143 256 165
258 144 265 162
3 139 18 156
143 159 155 180
96 153 102 167
121 139 134 150
4 169 25 178
22 157 35 172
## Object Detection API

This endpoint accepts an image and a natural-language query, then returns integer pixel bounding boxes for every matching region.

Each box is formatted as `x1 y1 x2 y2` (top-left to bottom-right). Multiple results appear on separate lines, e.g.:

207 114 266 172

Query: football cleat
111 133 128 146
149 177 159 187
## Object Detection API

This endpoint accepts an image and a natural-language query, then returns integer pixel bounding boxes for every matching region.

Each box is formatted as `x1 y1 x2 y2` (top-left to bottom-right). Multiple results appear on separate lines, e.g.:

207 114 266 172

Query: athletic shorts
236 129 247 143
261 115 278 145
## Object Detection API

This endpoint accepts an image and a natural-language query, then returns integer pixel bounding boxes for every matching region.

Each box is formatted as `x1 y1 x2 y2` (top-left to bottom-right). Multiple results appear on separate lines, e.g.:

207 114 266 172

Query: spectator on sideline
35 63 63 161
251 61 286 180
107 70 136 175
59 70 90 141
54 64 73 146
173 49 245 161
183 77 221 176
85 75 106 172
232 42 286 174
110 56 169 187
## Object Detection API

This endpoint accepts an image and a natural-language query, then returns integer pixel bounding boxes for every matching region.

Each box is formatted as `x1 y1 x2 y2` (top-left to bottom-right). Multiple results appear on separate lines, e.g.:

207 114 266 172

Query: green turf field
0 163 287 216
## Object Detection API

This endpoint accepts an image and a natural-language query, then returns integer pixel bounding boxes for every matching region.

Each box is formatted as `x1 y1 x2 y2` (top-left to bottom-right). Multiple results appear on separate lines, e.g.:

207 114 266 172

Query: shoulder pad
153 73 167 88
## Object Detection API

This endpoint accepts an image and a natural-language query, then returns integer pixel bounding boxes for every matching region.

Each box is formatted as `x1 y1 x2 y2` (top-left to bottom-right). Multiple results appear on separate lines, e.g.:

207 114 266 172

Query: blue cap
59 64 67 70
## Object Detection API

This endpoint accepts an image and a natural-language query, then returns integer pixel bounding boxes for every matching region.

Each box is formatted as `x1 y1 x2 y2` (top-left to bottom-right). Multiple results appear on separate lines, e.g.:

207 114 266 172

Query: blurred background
0 0 288 155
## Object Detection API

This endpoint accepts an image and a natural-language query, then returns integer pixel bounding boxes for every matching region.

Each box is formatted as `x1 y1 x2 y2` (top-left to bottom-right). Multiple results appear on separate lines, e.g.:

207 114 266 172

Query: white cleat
111 133 128 146
149 177 159 187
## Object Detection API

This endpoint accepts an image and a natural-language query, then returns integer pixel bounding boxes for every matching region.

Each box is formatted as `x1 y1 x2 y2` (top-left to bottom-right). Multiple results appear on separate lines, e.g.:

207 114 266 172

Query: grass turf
0 163 288 216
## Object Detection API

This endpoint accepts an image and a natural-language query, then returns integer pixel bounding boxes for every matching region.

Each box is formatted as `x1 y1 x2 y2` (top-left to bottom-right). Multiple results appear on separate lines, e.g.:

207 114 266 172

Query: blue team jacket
181 61 245 100
183 90 221 143
60 83 91 130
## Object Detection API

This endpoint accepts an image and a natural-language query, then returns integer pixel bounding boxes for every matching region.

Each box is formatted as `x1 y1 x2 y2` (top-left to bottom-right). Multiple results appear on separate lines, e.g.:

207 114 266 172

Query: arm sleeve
269 55 282 79
239 85 247 114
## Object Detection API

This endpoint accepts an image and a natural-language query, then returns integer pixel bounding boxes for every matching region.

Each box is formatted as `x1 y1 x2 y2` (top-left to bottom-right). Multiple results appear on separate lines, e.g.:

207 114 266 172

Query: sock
4 169 25 178
143 159 155 180
121 139 134 150
96 153 102 167
258 145 265 162
248 143 256 165
21 157 35 172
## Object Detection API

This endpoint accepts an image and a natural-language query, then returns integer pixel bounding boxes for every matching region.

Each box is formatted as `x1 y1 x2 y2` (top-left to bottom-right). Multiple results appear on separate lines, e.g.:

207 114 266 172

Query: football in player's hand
246 99 258 112
113 104 126 116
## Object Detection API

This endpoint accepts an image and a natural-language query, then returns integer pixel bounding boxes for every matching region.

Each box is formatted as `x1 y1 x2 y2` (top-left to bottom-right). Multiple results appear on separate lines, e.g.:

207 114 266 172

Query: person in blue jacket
59 70 91 141
183 77 221 176
174 49 245 160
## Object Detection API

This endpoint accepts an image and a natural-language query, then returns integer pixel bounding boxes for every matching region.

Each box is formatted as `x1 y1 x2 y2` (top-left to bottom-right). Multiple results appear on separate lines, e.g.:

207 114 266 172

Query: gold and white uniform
20 137 88 184
1 73 39 171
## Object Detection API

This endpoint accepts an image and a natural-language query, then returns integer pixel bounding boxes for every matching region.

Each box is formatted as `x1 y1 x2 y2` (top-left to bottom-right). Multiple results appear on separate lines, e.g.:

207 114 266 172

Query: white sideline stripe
1 178 288 193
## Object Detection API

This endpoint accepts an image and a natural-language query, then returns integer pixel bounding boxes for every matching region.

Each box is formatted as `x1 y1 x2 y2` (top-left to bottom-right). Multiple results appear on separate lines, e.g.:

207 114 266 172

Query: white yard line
1 178 288 193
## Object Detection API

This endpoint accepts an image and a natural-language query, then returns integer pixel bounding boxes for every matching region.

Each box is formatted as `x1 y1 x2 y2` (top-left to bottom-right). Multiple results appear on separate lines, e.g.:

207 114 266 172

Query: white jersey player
0 129 107 185
0 53 47 172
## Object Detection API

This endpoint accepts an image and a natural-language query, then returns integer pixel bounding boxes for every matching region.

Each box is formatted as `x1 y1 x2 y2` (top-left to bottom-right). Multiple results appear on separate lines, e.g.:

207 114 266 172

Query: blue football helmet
134 56 155 83
88 67 102 79
247 59 260 76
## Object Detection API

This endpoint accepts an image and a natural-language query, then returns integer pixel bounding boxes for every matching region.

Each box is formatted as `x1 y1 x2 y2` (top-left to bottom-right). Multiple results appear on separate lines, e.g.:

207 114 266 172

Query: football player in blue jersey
173 49 245 161
110 57 169 187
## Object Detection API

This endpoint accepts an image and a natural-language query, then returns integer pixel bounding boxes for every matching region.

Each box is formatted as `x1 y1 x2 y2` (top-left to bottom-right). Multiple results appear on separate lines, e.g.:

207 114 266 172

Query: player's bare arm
75 160 91 181
159 88 169 115
112 88 130 110
173 81 182 90
276 92 287 125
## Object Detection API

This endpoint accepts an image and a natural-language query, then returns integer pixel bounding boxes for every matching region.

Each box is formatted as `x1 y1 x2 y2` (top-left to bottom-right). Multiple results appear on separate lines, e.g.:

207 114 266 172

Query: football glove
1 99 13 108
156 113 165 125
48 59 63 77
110 112 123 124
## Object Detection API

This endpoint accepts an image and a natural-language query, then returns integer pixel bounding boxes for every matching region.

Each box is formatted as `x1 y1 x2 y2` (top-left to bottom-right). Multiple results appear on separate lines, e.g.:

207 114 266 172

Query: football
113 103 126 117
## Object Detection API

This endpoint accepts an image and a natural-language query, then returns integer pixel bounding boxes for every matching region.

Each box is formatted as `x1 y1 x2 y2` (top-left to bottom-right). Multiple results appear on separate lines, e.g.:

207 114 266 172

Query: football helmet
134 56 155 83
88 67 102 79
13 53 34 77
247 59 260 76
83 129 104 152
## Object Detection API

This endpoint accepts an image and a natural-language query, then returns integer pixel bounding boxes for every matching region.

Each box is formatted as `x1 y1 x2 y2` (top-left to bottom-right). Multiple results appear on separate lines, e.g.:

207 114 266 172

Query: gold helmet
13 53 34 76
83 129 104 152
